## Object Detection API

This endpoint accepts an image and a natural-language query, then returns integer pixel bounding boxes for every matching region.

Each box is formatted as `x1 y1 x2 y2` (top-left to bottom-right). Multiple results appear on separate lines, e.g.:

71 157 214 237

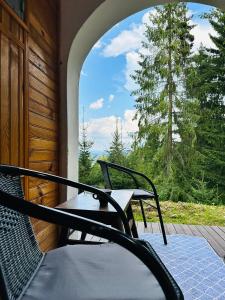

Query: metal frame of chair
97 160 167 245
0 164 182 300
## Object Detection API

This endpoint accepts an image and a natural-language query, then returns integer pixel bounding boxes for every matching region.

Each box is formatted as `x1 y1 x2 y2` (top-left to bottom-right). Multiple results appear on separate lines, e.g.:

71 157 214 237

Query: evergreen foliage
79 5 225 205
106 121 134 188
107 119 126 165
79 124 94 184
188 9 225 202
131 2 198 200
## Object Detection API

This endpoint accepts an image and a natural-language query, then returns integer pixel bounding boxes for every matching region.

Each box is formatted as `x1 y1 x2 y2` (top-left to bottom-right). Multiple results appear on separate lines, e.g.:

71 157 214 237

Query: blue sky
79 2 215 155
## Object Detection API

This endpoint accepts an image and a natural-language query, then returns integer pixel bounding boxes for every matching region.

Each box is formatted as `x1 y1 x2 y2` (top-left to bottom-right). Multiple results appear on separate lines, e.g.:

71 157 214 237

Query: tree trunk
167 7 173 174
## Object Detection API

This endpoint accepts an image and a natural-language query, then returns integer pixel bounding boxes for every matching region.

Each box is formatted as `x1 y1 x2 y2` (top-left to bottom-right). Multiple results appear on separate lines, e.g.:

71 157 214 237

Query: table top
56 189 134 214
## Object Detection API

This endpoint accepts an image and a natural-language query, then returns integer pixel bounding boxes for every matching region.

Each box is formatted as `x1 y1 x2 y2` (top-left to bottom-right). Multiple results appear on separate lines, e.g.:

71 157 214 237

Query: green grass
133 200 225 226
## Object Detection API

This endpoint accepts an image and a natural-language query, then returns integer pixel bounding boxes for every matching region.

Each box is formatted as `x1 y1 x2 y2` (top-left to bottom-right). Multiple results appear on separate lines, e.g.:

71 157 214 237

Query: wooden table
56 189 138 246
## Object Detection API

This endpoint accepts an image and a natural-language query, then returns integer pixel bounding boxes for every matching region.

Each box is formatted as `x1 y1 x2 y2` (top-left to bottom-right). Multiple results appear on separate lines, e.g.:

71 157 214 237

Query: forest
79 3 225 205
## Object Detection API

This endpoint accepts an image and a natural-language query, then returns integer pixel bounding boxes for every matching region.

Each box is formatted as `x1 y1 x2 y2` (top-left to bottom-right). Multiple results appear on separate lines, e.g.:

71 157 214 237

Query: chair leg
155 195 167 245
139 199 147 228
80 231 87 241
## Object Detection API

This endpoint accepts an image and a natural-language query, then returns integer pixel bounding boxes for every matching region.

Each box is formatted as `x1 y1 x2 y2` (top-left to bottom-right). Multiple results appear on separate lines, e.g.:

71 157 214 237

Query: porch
87 222 225 259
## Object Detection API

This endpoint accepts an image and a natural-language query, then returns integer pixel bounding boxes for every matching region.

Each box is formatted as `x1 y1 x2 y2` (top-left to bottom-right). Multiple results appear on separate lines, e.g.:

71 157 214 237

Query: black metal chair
0 165 183 300
97 160 167 245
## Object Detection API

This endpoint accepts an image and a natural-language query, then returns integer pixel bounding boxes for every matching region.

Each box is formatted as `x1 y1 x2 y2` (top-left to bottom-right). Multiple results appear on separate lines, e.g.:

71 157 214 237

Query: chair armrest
97 160 140 189
97 160 158 196
0 165 131 235
0 190 183 300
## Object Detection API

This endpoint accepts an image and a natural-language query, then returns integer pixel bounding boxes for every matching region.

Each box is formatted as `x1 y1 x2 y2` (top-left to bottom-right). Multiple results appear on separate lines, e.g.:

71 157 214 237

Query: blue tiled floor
140 234 225 300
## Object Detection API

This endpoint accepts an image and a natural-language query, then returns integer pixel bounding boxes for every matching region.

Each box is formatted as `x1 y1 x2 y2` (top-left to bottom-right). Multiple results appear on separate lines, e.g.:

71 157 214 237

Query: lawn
133 200 225 226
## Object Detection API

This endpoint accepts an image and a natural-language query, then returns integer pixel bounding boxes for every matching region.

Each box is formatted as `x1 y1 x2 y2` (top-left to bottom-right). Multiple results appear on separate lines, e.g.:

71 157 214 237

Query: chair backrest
97 160 140 190
0 172 43 300
98 161 113 189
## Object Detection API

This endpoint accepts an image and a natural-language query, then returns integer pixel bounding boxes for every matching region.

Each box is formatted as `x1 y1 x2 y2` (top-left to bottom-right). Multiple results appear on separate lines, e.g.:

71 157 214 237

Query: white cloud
102 10 154 58
101 10 156 92
191 22 216 51
93 39 103 49
123 13 216 93
122 109 139 144
102 24 145 57
124 51 140 92
89 98 104 110
81 110 138 152
108 94 114 102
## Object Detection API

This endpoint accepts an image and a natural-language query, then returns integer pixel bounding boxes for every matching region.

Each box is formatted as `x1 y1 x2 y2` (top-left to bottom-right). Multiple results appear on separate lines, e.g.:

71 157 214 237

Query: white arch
64 0 225 198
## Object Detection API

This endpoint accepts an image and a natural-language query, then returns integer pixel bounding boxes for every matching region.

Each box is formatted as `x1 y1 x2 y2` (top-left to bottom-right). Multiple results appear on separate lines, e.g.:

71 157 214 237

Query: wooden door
0 3 25 167
0 0 60 251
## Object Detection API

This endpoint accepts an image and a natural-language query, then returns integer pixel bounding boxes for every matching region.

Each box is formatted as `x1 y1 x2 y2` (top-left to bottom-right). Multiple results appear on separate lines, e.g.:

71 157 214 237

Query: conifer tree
107 119 126 164
79 123 94 184
131 2 197 200
106 119 129 188
189 9 225 202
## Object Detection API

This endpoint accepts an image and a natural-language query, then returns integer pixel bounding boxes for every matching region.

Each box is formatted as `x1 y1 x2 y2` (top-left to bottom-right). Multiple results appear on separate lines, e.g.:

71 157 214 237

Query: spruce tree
106 120 130 188
131 2 197 200
107 119 126 164
189 9 225 203
79 123 94 184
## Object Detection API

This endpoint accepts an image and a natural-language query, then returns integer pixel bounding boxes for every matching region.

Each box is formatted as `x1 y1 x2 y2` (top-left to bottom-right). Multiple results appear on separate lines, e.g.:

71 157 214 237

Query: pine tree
131 2 197 200
107 119 126 164
79 123 94 184
188 9 225 203
106 119 130 188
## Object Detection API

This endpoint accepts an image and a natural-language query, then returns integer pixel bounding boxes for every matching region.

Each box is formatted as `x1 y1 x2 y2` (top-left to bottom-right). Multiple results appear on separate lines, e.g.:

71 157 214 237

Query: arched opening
62 0 225 198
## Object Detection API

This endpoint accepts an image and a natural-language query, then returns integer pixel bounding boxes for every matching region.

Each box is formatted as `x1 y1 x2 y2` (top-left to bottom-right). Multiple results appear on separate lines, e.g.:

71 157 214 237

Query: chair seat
132 189 155 200
21 243 165 300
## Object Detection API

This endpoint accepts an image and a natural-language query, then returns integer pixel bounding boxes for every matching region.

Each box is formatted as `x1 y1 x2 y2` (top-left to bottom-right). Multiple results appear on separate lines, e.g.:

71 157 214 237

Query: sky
79 2 216 156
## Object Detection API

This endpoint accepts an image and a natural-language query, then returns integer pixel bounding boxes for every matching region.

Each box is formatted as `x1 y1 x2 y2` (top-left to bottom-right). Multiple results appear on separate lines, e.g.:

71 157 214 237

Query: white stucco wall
60 0 225 199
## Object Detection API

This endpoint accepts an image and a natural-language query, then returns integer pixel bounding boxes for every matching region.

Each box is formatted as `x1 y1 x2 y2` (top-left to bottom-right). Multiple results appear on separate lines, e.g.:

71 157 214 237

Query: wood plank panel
29 111 57 131
211 226 225 242
28 37 56 68
29 125 57 141
28 0 59 252
29 49 56 80
188 225 203 237
30 138 57 151
29 177 50 189
29 74 56 101
29 149 57 162
31 190 59 208
39 229 58 252
29 161 58 173
30 100 56 120
204 226 225 251
10 43 19 165
29 182 58 200
19 47 24 166
29 0 57 46
29 26 56 58
30 87 56 110
29 61 56 91
29 13 56 51
165 223 176 234
0 0 59 253
0 33 10 164
36 224 58 247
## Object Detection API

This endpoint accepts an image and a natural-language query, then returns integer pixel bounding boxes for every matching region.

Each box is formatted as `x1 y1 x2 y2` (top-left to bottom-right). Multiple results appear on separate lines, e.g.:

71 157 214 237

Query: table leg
58 226 69 247
127 204 139 238
111 217 124 232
